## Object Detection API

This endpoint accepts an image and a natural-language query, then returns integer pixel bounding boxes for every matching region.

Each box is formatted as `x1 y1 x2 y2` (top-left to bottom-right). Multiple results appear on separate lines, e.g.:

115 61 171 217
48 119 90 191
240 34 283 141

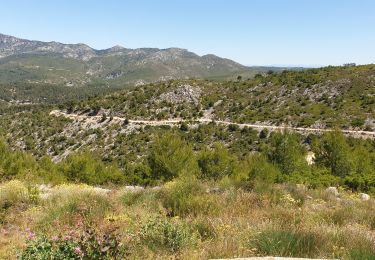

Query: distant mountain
0 33 97 60
0 33 281 103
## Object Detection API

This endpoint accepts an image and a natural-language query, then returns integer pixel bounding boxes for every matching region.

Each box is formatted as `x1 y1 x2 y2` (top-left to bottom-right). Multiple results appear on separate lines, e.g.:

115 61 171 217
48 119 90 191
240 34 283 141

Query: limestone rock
360 193 370 201
124 185 144 192
326 187 339 196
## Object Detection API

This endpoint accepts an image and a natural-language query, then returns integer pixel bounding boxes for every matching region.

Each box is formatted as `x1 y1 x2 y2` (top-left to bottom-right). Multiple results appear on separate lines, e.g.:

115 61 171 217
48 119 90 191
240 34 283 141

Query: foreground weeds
1 179 374 259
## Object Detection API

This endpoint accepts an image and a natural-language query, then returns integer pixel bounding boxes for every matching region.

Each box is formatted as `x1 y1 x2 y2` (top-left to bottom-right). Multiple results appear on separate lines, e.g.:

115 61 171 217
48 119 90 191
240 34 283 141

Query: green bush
139 216 197 252
20 235 79 260
160 176 219 217
268 131 309 176
197 143 236 180
147 133 199 182
0 139 39 180
237 154 280 189
60 151 125 185
0 139 65 184
123 163 153 186
313 131 353 177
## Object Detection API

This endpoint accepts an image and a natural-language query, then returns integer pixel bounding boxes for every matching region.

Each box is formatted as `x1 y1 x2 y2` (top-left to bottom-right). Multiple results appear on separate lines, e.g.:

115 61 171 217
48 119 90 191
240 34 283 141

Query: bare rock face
326 187 339 197
158 84 202 105
305 152 315 165
360 193 370 201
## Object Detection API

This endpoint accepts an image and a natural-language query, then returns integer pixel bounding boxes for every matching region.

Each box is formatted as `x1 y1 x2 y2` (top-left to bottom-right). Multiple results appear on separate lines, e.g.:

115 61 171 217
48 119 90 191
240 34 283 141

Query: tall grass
37 184 112 229
159 176 220 217
248 229 323 258
0 180 37 209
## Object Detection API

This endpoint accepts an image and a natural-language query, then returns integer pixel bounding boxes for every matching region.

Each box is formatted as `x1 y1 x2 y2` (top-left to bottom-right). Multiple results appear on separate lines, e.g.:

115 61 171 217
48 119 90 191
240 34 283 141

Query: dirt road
50 110 375 139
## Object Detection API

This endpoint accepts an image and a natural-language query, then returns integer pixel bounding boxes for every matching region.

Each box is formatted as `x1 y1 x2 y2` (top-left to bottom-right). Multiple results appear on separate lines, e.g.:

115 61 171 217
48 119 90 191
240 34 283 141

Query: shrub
197 144 236 180
193 217 217 240
139 216 197 252
287 166 340 188
0 139 39 180
237 154 280 189
20 227 127 259
268 131 308 176
20 235 78 260
160 176 219 217
179 122 189 131
60 151 125 185
38 184 112 227
0 180 35 209
147 133 199 182
36 156 67 184
313 131 353 177
123 163 153 186
259 128 268 139
248 229 323 258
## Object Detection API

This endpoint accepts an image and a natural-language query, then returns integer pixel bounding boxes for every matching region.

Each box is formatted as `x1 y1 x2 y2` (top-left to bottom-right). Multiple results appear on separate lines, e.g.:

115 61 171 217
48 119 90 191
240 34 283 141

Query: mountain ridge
0 33 244 65
0 33 282 103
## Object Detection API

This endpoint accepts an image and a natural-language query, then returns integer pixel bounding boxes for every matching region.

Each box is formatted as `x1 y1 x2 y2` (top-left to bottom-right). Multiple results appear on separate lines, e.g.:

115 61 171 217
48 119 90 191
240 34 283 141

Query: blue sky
1 0 374 66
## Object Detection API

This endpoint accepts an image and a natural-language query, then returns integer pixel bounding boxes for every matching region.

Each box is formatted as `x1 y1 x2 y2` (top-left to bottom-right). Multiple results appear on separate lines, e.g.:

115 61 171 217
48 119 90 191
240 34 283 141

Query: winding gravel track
50 110 375 139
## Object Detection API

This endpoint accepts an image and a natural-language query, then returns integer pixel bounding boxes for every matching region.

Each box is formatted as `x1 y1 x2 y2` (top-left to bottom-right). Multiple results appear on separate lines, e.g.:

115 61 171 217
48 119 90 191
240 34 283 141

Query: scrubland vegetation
1 128 375 259
1 177 375 259
1 127 374 191
0 65 374 259
63 65 375 130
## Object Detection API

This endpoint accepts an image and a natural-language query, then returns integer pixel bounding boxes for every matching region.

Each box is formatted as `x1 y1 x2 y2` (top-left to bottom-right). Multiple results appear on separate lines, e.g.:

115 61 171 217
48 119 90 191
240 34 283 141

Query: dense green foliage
147 133 198 183
1 128 374 192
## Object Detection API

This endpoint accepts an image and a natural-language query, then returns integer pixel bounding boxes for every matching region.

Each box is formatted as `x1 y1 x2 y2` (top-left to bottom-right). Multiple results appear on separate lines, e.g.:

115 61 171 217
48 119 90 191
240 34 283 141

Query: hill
53 64 375 130
1 65 375 260
0 64 374 166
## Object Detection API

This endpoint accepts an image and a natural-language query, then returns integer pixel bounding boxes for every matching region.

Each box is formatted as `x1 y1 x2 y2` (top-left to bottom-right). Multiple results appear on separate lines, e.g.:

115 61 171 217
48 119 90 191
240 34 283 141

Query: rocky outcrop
158 84 202 105
359 193 370 201
326 187 339 197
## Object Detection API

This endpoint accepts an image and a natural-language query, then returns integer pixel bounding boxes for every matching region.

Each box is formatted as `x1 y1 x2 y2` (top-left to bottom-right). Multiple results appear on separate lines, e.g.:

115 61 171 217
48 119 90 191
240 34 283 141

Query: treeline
1 130 374 192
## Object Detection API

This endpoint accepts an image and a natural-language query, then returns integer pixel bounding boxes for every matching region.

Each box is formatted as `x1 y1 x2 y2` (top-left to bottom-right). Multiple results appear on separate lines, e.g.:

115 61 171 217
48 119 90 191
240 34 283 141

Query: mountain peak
112 44 125 50
106 45 126 52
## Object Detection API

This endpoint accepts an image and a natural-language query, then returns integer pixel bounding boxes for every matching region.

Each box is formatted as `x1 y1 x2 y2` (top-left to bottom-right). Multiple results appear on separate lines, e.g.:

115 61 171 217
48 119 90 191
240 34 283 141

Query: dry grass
1 180 374 259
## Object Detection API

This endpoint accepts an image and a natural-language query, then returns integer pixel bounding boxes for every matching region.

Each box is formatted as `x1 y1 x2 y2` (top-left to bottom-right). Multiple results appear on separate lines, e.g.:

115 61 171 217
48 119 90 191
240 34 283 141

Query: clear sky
1 0 374 66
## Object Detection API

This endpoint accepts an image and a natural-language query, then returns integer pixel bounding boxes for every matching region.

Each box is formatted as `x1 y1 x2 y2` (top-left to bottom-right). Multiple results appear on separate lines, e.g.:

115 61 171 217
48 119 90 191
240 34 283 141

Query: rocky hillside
60 64 375 130
0 33 282 103
1 64 374 164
